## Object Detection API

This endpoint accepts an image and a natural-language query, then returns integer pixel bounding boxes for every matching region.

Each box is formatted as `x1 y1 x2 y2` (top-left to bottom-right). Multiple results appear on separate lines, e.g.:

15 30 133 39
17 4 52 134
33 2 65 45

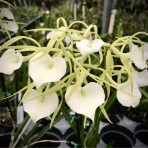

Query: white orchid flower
0 49 23 74
134 69 148 87
65 33 82 45
2 21 18 33
0 8 14 20
76 39 105 56
117 79 141 107
46 26 66 40
130 43 148 69
65 82 105 122
0 8 18 33
23 89 59 123
29 52 66 88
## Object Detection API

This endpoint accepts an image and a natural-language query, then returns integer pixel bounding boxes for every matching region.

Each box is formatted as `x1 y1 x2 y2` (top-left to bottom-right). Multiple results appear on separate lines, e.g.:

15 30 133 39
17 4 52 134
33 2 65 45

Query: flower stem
87 91 117 147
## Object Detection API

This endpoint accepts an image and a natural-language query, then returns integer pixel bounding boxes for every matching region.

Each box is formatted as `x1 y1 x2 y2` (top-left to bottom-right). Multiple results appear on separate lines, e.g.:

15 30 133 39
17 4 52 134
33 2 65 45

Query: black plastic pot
28 127 62 148
0 123 13 133
134 124 148 146
122 106 143 123
100 124 136 147
0 133 11 147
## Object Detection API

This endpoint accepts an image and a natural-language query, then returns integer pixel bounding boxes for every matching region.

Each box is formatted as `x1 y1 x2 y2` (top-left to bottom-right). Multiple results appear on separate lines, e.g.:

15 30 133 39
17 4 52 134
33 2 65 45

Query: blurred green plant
114 0 148 37
11 6 40 23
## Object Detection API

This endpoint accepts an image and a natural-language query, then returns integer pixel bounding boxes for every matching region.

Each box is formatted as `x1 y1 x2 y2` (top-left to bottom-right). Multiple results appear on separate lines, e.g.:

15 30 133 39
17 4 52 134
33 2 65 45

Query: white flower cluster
0 18 148 123
0 8 18 33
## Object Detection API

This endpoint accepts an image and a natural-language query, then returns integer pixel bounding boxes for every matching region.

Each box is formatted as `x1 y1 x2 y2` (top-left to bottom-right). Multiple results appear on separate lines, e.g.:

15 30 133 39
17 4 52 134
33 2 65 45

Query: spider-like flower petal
134 69 148 87
46 26 66 39
29 52 66 88
1 8 14 19
65 82 105 122
130 44 148 69
117 80 141 107
65 33 82 45
23 89 59 123
76 39 104 55
0 49 23 74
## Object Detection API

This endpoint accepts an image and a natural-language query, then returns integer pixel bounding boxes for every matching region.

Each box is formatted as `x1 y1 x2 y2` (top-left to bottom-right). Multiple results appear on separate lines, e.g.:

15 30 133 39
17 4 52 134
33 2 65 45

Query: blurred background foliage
1 0 147 42
114 0 148 36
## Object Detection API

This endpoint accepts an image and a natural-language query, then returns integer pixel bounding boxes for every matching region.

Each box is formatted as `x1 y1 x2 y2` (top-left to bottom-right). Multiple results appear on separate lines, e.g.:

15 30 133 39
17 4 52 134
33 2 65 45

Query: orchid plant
0 17 148 147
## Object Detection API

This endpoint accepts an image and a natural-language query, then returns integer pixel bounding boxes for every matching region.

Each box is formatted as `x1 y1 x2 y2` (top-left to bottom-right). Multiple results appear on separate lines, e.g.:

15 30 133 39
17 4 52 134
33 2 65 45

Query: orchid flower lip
22 89 59 123
130 44 148 69
76 38 105 55
65 82 105 122
0 49 23 74
134 69 148 87
29 52 66 88
117 79 141 107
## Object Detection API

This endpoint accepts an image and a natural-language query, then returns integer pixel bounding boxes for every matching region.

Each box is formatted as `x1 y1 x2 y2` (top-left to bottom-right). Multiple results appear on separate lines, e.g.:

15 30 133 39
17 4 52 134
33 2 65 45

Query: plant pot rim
100 124 136 147
134 124 148 146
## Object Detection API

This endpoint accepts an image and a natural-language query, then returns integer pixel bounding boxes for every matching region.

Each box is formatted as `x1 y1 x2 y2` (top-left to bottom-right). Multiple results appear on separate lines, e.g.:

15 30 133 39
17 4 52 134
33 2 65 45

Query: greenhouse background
0 0 148 147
